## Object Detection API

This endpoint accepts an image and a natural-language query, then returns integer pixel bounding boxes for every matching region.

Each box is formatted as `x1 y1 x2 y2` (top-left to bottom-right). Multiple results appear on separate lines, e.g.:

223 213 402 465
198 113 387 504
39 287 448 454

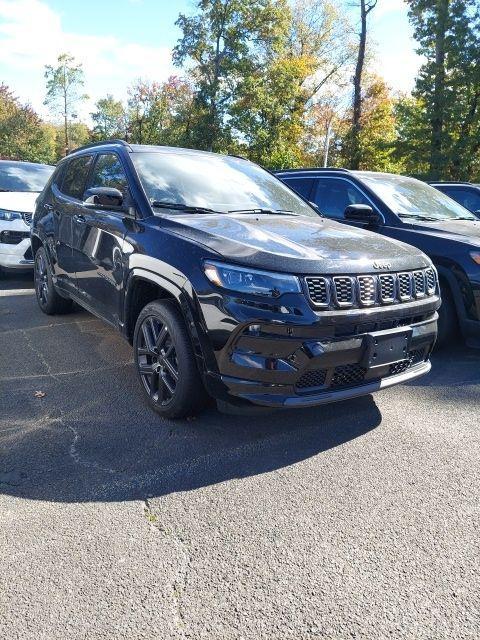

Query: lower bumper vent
295 349 427 393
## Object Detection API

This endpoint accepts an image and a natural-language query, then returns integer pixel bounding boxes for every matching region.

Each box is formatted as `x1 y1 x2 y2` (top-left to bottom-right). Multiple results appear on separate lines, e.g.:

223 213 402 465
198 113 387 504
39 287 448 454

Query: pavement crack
21 328 61 382
142 498 192 636
67 424 118 474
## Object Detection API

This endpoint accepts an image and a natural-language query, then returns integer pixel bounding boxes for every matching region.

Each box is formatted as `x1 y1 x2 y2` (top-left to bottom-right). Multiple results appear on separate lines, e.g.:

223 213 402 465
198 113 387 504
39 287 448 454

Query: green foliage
173 0 290 152
91 95 126 140
0 84 56 164
406 0 480 179
127 76 197 147
44 53 88 155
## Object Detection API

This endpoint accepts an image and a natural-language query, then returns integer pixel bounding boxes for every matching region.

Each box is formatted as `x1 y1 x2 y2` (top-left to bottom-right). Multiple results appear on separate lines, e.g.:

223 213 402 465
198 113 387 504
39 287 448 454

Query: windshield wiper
398 213 439 222
227 208 300 216
150 201 221 214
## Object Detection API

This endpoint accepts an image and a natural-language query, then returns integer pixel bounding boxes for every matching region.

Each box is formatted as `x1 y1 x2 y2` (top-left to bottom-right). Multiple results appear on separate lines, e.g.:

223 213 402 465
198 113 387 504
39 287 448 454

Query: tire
34 246 72 315
133 299 207 418
436 280 459 348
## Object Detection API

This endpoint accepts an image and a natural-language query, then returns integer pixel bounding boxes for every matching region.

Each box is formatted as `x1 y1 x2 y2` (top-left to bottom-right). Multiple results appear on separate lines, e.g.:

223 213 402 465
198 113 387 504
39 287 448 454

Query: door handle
73 214 86 224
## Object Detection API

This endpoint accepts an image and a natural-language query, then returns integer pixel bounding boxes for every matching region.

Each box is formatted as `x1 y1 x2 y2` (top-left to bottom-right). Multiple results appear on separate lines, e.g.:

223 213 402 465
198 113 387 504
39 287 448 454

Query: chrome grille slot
305 277 329 306
357 275 377 306
413 271 426 297
425 268 436 295
333 276 354 307
379 274 396 303
22 212 33 225
398 272 413 301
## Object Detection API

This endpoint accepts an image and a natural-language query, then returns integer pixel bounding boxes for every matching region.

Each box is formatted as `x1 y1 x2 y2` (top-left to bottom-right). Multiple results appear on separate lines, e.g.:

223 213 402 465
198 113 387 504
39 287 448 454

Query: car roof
0 159 54 169
429 181 476 187
66 139 248 162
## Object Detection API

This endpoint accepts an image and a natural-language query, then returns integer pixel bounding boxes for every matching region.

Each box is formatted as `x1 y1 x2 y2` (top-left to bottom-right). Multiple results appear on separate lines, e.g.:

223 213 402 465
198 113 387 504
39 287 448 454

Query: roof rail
274 166 351 173
68 139 132 155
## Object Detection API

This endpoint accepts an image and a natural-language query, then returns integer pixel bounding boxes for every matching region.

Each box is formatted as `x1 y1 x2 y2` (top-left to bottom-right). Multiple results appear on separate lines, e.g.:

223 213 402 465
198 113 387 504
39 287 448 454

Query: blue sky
0 0 421 122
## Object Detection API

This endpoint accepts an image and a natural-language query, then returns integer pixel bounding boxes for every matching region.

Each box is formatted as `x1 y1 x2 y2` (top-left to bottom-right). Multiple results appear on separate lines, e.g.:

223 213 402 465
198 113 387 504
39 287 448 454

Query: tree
0 84 56 163
44 53 88 156
173 0 288 152
127 76 196 147
231 0 353 167
406 0 480 179
349 0 377 169
91 95 127 141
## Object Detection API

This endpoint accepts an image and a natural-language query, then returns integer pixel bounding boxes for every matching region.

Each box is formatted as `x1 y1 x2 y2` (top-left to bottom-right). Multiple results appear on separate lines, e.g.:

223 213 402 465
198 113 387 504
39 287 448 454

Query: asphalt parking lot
1 271 479 640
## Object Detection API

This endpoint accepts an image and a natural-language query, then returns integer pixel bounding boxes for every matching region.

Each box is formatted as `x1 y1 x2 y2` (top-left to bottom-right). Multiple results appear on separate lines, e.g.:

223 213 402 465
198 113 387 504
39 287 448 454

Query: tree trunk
429 0 449 179
350 0 376 169
351 0 367 170
63 65 69 156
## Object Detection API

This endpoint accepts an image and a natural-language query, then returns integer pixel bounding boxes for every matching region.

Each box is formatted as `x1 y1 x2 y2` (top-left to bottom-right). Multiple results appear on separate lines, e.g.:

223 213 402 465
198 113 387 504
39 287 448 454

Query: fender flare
435 264 468 323
123 268 217 375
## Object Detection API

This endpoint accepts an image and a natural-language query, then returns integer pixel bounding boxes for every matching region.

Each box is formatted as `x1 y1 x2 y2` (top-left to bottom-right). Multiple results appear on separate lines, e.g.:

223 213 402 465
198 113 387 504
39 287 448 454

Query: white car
0 160 54 272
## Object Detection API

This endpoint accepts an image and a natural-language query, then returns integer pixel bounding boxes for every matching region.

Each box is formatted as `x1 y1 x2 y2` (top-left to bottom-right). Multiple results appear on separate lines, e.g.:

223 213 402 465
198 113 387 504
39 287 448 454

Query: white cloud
0 0 174 121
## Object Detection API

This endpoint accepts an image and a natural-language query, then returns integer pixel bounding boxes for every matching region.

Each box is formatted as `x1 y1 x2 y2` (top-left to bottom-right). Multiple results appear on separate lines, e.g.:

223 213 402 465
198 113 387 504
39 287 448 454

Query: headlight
204 261 301 297
0 209 22 221
470 252 480 265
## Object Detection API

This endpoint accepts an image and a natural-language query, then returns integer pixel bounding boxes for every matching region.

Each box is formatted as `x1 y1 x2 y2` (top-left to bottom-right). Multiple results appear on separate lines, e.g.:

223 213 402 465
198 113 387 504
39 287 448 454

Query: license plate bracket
363 328 412 368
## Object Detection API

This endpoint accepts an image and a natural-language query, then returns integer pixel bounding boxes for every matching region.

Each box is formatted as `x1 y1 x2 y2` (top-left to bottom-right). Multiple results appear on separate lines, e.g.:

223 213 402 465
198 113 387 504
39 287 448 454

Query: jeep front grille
304 268 437 310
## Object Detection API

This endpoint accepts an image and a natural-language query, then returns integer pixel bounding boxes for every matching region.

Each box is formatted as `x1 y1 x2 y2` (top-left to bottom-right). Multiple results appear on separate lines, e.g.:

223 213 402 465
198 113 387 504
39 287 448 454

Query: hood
400 218 480 249
0 191 38 213
158 213 431 274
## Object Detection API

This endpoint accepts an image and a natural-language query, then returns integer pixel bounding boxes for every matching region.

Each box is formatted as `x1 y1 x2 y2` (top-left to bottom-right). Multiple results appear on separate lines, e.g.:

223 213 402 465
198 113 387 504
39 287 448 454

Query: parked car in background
0 160 54 273
430 182 480 217
276 168 480 347
31 141 439 418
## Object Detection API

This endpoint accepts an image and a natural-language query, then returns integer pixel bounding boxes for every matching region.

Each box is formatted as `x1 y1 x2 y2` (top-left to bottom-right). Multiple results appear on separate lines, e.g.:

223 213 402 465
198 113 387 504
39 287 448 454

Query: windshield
0 161 54 192
356 172 477 222
132 151 317 217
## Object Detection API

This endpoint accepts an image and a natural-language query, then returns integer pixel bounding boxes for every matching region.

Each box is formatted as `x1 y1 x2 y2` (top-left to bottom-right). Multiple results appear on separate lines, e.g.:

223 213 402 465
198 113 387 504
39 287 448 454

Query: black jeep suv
276 168 480 347
32 141 439 417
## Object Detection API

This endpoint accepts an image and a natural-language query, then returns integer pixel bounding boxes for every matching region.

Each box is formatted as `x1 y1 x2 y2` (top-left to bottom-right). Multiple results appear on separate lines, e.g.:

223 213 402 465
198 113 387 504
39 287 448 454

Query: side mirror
84 187 124 209
344 204 383 226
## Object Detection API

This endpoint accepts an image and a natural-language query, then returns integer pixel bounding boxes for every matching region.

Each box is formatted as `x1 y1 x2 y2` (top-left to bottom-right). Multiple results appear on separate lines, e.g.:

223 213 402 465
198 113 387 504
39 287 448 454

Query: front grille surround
304 268 437 310
332 276 355 308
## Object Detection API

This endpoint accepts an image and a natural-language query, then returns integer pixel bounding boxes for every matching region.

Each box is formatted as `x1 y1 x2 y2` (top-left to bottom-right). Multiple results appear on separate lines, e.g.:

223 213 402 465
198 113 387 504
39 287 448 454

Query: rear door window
61 155 93 200
283 177 315 200
313 178 371 219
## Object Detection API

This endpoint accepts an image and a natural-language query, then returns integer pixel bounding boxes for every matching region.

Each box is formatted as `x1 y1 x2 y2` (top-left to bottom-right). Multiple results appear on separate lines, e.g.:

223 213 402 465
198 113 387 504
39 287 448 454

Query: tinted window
61 155 93 200
313 178 370 219
440 187 480 213
90 154 128 196
283 177 314 199
132 152 317 217
0 161 54 192
357 172 477 221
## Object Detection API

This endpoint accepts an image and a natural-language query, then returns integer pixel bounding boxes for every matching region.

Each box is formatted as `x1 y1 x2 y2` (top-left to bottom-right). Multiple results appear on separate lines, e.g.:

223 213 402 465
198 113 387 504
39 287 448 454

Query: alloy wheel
35 252 49 306
136 316 179 406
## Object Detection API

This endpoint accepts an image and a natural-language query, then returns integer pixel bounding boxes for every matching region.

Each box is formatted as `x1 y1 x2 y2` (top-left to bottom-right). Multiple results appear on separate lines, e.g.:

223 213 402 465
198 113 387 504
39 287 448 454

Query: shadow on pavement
0 273 383 503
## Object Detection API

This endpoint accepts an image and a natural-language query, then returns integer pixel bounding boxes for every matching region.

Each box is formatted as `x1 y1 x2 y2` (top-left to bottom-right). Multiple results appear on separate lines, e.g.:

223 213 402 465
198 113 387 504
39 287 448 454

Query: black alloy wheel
34 246 72 315
133 300 207 418
137 315 179 406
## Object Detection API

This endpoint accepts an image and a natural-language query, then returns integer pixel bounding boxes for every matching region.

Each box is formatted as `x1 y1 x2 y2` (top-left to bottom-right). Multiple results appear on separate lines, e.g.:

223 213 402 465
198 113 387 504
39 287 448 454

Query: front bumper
200 293 438 408
0 224 32 269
